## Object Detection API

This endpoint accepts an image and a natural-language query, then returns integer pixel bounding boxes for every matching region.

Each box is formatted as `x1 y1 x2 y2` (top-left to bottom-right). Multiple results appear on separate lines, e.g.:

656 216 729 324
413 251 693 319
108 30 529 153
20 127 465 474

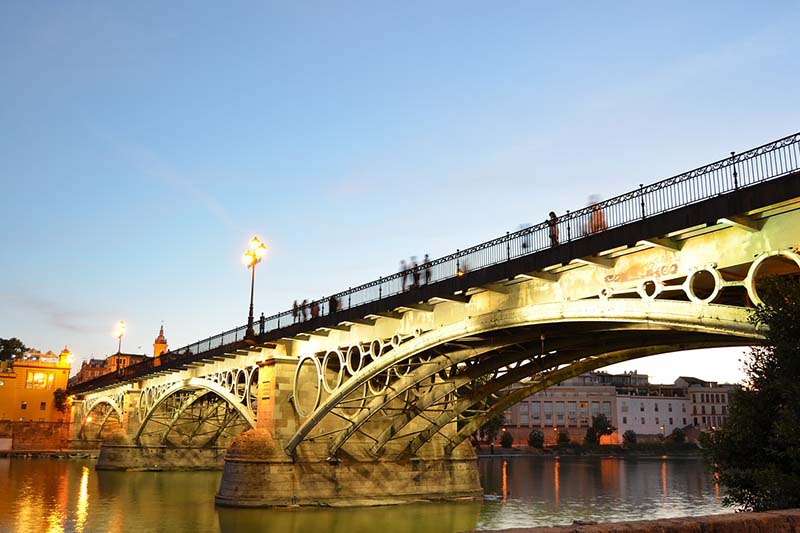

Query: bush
623 429 637 446
500 430 514 448
584 414 615 446
528 429 544 448
557 429 571 445
670 427 685 443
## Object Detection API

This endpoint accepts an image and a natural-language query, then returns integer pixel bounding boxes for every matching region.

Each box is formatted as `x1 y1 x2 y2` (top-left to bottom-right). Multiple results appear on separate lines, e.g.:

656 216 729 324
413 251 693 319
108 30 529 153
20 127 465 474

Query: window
544 402 553 424
682 404 686 413
701 406 706 414
722 394 727 404
519 409 529 425
654 404 659 412
556 402 564 424
568 402 577 423
602 401 612 419
640 402 645 412
683 418 687 425
711 405 716 415
694 417 698 426
669 417 673 425
622 416 627 424
693 394 697 403
26 371 55 390
715 394 720 403
40 402 46 410
591 402 600 418
531 402 541 425
668 403 672 412
641 417 645 425
655 417 660 425
702 416 707 424
722 405 727 415
621 402 629 413
21 401 27 410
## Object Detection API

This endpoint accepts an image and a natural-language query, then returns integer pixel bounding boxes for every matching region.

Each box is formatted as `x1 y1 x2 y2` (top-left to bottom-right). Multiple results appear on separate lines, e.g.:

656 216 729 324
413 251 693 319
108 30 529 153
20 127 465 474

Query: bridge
68 132 800 506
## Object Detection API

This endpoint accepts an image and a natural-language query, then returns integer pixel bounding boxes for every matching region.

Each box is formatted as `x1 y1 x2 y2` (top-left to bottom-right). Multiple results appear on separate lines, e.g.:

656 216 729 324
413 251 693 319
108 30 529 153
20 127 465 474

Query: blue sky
1 2 798 382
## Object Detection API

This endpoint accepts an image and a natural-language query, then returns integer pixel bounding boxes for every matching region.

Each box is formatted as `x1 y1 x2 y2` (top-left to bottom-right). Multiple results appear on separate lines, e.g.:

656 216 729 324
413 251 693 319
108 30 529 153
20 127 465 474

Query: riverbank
0 449 98 460
475 442 701 458
466 509 800 533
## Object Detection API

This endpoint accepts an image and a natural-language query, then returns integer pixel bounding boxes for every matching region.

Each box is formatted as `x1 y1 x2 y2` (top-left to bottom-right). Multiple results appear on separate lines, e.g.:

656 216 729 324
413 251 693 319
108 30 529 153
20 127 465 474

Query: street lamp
242 236 267 338
114 320 126 354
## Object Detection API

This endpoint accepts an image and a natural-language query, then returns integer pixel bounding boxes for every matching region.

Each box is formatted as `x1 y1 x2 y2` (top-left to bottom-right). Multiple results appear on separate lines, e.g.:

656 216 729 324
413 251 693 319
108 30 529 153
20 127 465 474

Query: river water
0 455 727 533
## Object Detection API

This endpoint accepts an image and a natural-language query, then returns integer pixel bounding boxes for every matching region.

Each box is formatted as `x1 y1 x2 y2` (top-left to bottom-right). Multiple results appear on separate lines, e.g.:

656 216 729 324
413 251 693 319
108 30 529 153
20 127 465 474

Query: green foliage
623 429 637 446
53 389 69 413
528 429 544 448
480 414 506 443
0 338 29 361
584 414 616 446
670 427 685 444
702 277 800 511
557 429 571 445
500 430 514 448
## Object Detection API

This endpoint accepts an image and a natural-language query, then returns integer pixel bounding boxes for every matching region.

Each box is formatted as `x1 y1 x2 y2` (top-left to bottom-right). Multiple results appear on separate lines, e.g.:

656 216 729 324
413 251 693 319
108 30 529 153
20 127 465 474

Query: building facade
68 325 168 386
503 371 735 445
0 349 72 422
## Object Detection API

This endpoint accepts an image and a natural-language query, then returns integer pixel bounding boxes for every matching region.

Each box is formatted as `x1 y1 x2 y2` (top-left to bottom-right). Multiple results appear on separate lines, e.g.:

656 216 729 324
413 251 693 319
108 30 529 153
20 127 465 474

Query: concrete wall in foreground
467 509 800 533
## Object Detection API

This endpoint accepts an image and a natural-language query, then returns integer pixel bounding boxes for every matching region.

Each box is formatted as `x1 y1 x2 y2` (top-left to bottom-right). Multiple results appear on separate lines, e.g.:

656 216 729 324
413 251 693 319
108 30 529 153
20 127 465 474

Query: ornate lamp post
242 236 267 338
114 320 126 354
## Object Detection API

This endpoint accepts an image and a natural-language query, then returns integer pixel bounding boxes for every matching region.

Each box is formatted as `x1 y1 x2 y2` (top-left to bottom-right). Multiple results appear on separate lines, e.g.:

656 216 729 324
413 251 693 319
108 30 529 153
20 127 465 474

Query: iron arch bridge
284 298 758 460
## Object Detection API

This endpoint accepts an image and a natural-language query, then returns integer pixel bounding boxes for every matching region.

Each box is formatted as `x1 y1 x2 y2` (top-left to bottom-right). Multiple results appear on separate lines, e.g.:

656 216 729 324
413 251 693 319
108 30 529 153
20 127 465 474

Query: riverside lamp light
114 320 126 354
242 236 267 338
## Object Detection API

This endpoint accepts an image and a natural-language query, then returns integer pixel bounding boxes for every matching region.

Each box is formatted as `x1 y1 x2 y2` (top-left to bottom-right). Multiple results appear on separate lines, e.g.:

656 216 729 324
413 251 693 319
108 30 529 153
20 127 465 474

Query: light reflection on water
0 455 726 533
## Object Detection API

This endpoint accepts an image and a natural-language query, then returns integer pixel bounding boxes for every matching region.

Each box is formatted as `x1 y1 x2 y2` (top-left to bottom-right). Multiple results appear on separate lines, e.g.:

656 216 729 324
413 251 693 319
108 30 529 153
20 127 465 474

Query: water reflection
0 456 727 532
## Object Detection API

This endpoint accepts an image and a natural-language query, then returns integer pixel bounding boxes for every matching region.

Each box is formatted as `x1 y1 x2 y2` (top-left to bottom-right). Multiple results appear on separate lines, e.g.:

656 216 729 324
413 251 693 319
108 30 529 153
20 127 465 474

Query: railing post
566 212 571 242
506 232 510 261
731 151 738 189
348 288 351 309
456 249 461 275
379 278 382 299
639 184 645 220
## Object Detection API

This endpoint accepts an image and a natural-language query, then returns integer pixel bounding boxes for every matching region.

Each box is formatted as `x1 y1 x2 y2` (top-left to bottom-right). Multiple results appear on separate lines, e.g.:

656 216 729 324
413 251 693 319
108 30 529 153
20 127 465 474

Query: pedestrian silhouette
400 260 407 291
424 254 431 285
301 299 308 321
411 257 420 288
292 300 299 323
547 212 559 247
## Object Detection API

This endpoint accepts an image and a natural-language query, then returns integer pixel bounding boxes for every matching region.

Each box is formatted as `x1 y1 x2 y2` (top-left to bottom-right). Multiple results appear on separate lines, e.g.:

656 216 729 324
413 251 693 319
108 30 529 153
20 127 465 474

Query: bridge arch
79 397 124 441
134 377 255 447
286 299 759 457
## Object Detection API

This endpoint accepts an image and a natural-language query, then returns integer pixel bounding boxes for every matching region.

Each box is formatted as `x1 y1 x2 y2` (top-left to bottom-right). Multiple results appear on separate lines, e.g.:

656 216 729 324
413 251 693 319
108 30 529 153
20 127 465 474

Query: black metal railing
70 131 800 394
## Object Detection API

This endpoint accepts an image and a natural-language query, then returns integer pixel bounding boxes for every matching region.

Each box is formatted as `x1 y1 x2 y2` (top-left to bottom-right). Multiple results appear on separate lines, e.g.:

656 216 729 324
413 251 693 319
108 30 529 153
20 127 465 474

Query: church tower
153 325 168 357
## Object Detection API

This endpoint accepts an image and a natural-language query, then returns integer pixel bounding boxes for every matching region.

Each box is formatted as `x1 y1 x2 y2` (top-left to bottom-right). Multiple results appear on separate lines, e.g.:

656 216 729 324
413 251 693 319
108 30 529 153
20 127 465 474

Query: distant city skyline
1 2 797 381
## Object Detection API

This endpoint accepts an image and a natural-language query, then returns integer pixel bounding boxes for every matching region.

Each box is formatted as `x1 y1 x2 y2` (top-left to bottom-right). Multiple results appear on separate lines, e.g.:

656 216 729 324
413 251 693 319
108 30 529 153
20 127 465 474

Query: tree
53 389 69 414
528 429 544 449
670 427 685 444
584 413 615 446
0 338 28 361
480 414 506 444
623 429 637 447
557 429 571 445
500 430 514 448
702 277 800 511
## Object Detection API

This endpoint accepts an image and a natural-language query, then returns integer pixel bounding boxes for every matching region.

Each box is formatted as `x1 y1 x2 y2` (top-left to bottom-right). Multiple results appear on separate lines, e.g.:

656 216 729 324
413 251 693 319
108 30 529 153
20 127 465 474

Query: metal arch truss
79 397 124 441
134 376 256 447
285 299 759 458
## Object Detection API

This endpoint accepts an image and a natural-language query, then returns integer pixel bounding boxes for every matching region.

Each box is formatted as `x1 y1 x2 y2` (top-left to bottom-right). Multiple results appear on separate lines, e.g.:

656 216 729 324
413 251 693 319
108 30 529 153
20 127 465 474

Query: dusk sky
1 2 798 383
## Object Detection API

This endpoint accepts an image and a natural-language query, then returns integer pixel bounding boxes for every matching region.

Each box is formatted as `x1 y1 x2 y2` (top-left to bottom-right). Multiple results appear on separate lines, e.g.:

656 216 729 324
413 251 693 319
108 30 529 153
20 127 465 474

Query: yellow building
0 348 72 422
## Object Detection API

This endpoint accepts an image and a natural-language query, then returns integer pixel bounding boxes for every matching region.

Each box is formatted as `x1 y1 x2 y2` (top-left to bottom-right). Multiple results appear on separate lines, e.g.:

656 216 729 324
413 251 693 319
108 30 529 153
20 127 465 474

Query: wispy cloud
102 136 238 230
1 290 93 333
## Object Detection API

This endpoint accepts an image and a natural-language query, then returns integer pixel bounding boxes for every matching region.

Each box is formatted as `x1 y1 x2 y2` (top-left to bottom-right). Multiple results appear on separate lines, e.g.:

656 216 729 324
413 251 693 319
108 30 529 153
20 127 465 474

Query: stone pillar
255 355 298 446
121 390 142 437
68 399 85 447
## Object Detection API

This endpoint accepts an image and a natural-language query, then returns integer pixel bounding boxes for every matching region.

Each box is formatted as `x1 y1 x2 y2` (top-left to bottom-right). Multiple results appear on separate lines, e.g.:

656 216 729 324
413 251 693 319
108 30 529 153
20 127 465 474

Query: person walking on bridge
301 299 308 321
292 300 299 323
547 212 559 247
400 259 407 291
424 254 431 285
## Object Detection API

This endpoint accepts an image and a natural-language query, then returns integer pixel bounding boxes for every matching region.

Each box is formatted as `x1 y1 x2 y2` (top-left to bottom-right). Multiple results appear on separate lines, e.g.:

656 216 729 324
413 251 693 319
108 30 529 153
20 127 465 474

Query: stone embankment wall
467 509 800 533
0 421 71 450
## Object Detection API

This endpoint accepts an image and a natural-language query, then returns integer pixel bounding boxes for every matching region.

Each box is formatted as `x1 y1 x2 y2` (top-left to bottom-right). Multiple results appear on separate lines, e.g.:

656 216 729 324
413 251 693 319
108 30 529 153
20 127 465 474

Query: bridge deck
68 133 800 395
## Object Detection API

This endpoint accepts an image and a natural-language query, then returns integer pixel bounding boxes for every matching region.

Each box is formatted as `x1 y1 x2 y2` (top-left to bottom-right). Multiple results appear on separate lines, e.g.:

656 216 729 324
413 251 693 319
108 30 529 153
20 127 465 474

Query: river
0 455 727 532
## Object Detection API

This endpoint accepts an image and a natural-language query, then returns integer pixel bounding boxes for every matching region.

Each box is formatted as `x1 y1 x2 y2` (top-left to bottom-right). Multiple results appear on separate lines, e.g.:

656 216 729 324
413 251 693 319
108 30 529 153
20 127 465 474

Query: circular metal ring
321 350 345 394
346 345 365 376
292 354 322 418
744 250 800 305
685 267 722 304
637 278 662 300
